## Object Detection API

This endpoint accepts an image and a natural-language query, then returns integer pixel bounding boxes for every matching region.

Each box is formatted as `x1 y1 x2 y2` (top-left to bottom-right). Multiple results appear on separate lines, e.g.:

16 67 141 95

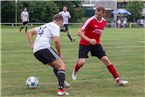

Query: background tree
17 1 59 23
1 1 83 23
54 1 83 22
1 1 15 23
126 0 144 22
40 2 59 22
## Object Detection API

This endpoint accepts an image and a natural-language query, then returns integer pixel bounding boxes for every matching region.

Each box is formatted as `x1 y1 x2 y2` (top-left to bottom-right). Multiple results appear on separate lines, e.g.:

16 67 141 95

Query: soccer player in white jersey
59 6 75 42
27 14 70 96
19 7 29 33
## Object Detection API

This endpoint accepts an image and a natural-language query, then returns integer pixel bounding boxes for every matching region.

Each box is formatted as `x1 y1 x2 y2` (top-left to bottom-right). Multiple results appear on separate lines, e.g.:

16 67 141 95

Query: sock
107 64 120 80
115 77 120 83
25 26 28 33
57 70 65 90
20 27 24 31
53 68 58 77
74 63 81 72
53 68 68 87
67 33 73 41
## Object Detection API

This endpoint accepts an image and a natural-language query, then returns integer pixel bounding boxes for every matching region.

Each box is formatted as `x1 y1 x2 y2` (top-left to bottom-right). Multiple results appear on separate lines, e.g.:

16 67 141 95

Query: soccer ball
26 76 39 89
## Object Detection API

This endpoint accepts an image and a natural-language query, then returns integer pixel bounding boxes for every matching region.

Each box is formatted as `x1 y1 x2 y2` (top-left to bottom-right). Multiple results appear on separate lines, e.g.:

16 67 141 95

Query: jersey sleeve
21 12 23 17
27 12 29 16
34 27 40 34
81 18 91 31
50 25 60 37
102 20 106 30
27 12 29 21
59 12 62 15
68 12 71 17
104 20 106 26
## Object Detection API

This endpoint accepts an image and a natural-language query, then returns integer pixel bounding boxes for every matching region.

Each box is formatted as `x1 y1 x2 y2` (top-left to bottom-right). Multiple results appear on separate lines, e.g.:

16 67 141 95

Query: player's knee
58 63 65 70
101 56 111 66
78 59 86 67
101 56 106 61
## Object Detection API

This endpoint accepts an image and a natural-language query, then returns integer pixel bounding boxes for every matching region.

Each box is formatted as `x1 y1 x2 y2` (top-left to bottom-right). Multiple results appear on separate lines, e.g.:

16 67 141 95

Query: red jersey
80 16 106 46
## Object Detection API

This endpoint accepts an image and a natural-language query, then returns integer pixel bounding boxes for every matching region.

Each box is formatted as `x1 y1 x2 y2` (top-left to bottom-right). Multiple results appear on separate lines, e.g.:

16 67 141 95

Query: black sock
67 34 73 42
53 68 58 77
25 26 28 33
20 27 24 31
57 70 65 89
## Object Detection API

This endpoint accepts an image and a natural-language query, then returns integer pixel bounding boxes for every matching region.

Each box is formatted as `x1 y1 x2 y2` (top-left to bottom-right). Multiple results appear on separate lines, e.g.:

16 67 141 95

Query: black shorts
34 48 60 65
60 24 68 32
64 24 68 31
23 21 28 25
79 44 106 59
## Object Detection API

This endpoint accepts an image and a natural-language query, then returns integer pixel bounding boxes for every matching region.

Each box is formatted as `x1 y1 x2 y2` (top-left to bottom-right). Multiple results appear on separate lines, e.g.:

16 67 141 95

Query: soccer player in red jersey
72 6 128 86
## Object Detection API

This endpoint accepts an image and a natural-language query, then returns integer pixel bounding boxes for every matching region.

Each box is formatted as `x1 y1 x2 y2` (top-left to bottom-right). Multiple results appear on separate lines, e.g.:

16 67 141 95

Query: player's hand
89 39 96 45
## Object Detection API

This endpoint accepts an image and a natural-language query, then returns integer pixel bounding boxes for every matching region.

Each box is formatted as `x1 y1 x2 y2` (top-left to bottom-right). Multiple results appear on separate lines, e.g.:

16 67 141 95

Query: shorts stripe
48 48 59 59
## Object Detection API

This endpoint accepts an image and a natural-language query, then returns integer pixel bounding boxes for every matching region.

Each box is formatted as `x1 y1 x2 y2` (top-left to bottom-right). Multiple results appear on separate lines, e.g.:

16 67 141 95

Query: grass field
1 26 145 97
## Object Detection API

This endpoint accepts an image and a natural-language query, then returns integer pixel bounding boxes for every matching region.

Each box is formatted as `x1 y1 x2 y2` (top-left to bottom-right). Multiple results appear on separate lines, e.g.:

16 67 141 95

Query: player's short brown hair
63 5 67 8
96 5 105 14
53 14 63 22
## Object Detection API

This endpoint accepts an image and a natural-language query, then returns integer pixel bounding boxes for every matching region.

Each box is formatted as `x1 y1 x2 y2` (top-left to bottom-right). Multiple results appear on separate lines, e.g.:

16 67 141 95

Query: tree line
1 1 144 23
1 1 83 23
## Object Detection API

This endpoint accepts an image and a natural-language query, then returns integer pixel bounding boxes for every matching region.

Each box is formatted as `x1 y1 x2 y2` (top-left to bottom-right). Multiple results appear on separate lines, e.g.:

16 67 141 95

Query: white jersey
140 19 144 24
21 11 29 22
59 11 70 24
33 22 60 53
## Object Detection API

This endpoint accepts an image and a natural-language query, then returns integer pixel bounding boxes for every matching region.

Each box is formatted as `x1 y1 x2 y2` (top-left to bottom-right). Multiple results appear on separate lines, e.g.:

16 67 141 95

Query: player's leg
19 22 25 32
64 24 75 42
100 56 119 80
72 58 86 80
100 56 128 86
49 58 69 96
53 67 71 88
72 44 89 80
91 44 128 86
25 23 28 33
66 30 75 42
34 48 69 95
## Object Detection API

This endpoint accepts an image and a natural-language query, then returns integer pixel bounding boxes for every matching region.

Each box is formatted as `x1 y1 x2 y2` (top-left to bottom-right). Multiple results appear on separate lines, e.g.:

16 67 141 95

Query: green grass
1 26 145 97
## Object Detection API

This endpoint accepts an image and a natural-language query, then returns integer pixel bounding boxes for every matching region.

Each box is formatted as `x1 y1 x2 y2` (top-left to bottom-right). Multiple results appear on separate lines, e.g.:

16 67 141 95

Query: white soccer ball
26 76 39 89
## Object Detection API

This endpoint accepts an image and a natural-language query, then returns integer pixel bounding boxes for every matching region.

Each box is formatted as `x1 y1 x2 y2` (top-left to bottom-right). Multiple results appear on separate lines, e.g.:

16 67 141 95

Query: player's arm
68 15 71 18
68 12 71 18
26 29 36 49
20 16 23 22
20 13 23 22
53 36 62 58
77 28 96 45
27 12 29 21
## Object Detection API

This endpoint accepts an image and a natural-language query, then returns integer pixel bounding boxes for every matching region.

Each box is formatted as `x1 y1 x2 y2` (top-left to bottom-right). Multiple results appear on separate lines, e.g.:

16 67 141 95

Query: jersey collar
63 11 67 13
94 15 103 23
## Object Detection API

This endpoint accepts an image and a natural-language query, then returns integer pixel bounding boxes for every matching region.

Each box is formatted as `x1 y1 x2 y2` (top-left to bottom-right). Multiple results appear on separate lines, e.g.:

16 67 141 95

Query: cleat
118 80 128 86
72 69 77 80
64 81 71 88
58 89 69 96
71 39 75 42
